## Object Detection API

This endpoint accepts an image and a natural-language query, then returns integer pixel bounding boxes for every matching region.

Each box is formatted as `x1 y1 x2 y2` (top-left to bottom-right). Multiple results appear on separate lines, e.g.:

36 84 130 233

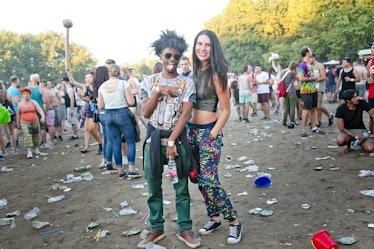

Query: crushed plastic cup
254 176 271 188
0 217 16 228
0 198 7 208
311 230 338 249
24 207 41 221
32 220 50 229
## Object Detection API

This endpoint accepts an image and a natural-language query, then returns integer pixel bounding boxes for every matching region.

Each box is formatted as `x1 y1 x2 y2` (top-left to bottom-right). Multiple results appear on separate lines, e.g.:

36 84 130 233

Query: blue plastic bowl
254 176 271 188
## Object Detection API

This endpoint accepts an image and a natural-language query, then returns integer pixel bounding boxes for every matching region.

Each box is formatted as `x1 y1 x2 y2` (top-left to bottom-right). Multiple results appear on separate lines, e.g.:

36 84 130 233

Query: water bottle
47 195 67 203
352 139 360 147
74 165 91 172
168 157 178 184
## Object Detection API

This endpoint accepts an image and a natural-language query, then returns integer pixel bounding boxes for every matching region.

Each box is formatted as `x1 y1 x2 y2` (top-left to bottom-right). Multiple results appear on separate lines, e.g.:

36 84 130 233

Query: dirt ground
1 102 373 249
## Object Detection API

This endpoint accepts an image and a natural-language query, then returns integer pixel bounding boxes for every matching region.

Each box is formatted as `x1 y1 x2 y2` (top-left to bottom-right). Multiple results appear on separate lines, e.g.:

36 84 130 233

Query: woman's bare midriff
191 109 218 125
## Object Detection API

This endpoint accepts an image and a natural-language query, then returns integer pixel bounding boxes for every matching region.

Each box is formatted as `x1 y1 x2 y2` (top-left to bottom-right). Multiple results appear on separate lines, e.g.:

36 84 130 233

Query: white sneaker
27 151 33 159
98 159 105 169
40 143 48 150
34 148 41 155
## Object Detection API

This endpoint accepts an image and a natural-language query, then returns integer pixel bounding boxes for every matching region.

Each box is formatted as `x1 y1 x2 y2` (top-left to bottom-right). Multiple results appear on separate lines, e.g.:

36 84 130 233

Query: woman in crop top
187 30 243 245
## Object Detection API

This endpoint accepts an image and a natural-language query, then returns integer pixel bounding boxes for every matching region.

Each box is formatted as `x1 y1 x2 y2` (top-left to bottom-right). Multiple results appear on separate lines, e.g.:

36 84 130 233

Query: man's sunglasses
163 53 181 60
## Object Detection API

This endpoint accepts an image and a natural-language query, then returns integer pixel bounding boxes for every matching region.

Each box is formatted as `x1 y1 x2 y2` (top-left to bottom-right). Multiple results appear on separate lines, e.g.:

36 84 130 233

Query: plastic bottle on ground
74 165 91 172
168 157 178 184
24 207 41 220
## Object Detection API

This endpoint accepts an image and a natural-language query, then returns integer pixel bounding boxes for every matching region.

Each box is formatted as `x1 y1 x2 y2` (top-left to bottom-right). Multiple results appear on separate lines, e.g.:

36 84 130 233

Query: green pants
144 142 192 233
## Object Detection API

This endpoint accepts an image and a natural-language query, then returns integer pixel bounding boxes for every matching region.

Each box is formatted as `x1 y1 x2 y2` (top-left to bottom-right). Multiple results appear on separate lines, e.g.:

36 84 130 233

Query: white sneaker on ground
98 159 105 169
27 151 33 159
227 221 243 244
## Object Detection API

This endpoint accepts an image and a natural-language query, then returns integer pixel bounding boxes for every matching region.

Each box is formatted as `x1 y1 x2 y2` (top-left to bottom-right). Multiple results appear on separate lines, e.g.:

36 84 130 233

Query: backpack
276 70 292 98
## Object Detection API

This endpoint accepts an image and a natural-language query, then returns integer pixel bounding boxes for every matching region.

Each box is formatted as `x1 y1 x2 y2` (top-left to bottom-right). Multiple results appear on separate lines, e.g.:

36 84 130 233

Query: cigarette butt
94 229 101 241
45 195 53 198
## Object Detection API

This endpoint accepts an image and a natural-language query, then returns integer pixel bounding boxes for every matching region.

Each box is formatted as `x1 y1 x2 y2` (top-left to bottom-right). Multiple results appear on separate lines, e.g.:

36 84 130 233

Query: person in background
255 64 271 120
354 58 367 100
281 61 298 126
180 56 193 78
310 54 334 127
335 57 360 104
335 89 374 153
138 30 200 249
128 68 147 128
298 46 325 137
16 87 45 159
229 73 241 121
367 42 374 133
152 61 163 74
6 76 20 151
326 65 337 103
40 79 56 149
238 66 251 123
65 69 103 154
62 76 79 139
188 29 243 245
55 83 66 141
98 64 141 179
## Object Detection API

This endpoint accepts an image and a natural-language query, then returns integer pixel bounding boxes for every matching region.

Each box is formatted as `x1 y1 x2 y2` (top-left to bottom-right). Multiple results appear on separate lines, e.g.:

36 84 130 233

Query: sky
0 0 229 66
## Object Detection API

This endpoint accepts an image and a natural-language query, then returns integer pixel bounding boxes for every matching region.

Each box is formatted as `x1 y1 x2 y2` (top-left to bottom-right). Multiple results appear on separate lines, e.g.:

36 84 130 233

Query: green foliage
0 30 97 87
205 0 374 72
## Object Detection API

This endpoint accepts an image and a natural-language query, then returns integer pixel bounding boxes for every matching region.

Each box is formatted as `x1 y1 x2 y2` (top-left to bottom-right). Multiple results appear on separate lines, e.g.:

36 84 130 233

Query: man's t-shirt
335 100 372 130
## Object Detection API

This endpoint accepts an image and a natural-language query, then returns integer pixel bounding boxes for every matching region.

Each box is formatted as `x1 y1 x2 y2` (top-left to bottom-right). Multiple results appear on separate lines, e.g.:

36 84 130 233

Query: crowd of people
1 31 374 248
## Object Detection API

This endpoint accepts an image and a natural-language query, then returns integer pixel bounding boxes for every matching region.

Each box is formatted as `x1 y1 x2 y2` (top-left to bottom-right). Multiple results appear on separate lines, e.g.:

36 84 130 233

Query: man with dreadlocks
137 30 200 248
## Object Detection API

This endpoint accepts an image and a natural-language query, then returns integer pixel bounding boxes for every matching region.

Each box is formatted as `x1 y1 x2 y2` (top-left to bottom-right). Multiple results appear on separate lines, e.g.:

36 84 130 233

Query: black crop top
193 70 218 112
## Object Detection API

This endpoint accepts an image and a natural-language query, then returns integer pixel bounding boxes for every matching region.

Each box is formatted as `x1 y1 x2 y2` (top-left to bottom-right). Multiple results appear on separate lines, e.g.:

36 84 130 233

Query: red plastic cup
311 230 338 249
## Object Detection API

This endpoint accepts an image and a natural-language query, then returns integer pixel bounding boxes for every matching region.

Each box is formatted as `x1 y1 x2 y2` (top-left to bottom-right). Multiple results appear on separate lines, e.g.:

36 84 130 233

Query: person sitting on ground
335 89 374 153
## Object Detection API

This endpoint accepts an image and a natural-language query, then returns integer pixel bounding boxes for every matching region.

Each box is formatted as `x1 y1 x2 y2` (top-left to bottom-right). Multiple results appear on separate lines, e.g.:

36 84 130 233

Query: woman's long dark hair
192 30 228 90
93 66 109 98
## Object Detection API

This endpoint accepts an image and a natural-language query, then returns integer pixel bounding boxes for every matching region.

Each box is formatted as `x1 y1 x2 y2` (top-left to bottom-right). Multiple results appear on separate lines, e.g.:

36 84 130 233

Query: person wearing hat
366 42 374 133
16 87 45 158
335 56 360 104
335 89 374 153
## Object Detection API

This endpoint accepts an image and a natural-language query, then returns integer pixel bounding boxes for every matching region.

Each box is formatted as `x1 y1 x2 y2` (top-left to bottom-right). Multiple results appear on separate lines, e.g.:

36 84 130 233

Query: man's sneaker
227 221 243 245
251 112 258 117
40 143 48 150
27 151 33 159
5 142 11 148
328 114 334 126
98 159 105 169
128 171 142 178
58 135 63 141
312 127 325 134
105 163 116 171
301 129 307 137
70 135 78 139
137 230 166 248
177 230 201 248
34 148 41 155
198 220 221 235
118 173 127 179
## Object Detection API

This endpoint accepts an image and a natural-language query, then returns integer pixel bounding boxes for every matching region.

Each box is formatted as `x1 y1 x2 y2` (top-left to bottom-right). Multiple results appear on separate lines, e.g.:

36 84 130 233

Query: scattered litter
247 129 258 135
245 174 256 178
224 164 241 170
32 220 49 230
146 243 166 249
243 160 255 165
237 191 248 196
360 189 374 197
47 193 73 203
39 227 66 236
267 167 278 171
230 143 238 146
314 167 323 171
337 237 358 245
315 156 331 160
87 222 99 229
238 156 248 161
301 203 311 209
103 207 112 212
368 223 374 229
163 200 171 205
140 229 150 240
119 207 138 215
329 165 340 171
239 165 259 172
224 172 232 178
266 199 278 205
248 208 262 215
259 209 273 216
358 170 374 177
0 198 7 208
0 218 16 228
122 228 141 236
140 213 150 224
327 145 339 149
6 210 20 217
1 166 14 172
226 155 232 161
24 207 41 220
132 184 145 189
120 201 129 208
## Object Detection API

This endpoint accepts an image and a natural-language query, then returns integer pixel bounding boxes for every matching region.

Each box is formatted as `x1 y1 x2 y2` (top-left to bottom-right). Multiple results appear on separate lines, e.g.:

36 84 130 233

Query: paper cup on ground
254 176 271 188
311 230 338 249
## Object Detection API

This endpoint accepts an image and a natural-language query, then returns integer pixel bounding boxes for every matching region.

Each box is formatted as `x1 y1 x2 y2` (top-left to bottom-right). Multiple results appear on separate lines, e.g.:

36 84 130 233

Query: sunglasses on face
163 53 181 60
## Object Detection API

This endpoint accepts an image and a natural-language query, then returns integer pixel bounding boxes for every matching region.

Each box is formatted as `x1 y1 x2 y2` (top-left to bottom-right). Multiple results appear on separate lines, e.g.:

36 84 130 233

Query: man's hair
10 75 18 83
105 59 116 65
300 46 310 57
180 55 190 63
242 65 248 72
151 30 188 56
342 89 356 102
